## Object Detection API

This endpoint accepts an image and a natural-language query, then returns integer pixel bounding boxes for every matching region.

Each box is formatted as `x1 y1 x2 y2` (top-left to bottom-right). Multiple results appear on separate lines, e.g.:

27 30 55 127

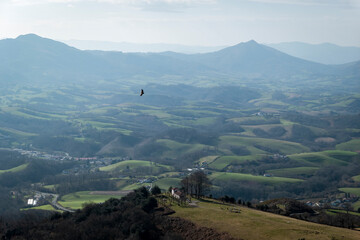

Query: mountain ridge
267 42 360 64
1 34 359 89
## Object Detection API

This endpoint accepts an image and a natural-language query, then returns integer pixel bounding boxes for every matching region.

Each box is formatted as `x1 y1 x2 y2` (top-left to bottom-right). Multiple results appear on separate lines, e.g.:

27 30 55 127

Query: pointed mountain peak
16 33 43 40
230 40 260 49
245 39 258 44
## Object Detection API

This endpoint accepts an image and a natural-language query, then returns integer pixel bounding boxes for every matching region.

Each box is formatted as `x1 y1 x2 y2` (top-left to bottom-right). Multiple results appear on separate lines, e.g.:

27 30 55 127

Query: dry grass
171 199 360 240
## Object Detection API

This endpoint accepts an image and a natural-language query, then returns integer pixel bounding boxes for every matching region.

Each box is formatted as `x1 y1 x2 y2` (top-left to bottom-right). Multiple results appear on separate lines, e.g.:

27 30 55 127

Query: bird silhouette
140 89 144 96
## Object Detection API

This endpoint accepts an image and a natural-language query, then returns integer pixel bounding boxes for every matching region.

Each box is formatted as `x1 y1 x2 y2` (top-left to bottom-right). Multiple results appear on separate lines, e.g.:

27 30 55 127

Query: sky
0 0 359 46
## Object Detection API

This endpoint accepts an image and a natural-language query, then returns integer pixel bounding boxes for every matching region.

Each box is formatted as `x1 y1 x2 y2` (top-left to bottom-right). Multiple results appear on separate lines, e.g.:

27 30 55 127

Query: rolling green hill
288 151 350 167
336 139 360 152
219 136 309 155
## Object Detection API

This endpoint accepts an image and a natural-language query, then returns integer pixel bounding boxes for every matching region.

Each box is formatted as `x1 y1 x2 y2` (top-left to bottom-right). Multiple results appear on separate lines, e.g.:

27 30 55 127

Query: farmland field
210 172 303 184
58 191 127 209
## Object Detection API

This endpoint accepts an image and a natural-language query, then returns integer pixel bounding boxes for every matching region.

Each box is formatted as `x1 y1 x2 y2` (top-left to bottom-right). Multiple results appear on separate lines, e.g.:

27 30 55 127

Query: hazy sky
1 0 359 46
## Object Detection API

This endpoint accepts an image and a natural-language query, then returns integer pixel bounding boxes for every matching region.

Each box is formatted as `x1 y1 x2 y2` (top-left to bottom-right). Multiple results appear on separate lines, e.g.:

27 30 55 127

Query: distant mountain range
1 34 359 90
63 39 226 54
267 42 360 65
64 39 360 65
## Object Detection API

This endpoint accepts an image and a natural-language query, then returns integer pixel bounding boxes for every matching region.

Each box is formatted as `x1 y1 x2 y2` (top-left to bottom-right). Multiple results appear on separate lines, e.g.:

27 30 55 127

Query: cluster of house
62 158 118 175
27 192 42 206
138 178 155 184
251 112 280 117
186 167 205 172
305 196 358 209
272 153 288 160
13 148 71 161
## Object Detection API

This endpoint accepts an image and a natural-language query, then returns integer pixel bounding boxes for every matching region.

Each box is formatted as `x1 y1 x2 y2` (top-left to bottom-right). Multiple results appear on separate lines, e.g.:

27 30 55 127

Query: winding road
36 191 75 213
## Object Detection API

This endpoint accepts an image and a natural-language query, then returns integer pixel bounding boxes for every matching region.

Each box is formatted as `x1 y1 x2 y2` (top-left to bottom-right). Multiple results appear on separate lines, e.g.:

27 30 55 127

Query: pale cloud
247 0 360 8
11 0 216 6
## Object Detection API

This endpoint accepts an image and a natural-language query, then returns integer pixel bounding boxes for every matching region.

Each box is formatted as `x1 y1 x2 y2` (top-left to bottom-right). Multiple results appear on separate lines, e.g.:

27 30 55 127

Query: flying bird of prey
140 89 144 96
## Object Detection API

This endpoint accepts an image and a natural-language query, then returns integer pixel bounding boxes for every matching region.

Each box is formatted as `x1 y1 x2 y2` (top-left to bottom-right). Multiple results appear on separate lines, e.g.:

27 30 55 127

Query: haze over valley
1 0 360 238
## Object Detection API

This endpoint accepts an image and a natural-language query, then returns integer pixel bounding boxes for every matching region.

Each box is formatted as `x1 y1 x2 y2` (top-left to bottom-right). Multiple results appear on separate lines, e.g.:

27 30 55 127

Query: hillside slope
171 199 360 240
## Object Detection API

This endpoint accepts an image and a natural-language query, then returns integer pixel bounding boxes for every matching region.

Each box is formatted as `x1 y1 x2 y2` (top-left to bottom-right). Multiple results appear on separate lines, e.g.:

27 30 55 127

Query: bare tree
181 171 211 198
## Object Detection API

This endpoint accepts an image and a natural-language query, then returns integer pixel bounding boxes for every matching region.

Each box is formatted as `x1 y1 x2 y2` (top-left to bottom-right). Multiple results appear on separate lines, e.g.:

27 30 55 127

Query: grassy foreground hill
171 199 360 240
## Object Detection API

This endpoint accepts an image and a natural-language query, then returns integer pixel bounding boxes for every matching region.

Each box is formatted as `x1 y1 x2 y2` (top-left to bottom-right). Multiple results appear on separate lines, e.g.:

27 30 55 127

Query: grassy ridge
153 177 181 190
336 139 360 152
171 199 360 240
100 160 172 172
288 152 350 166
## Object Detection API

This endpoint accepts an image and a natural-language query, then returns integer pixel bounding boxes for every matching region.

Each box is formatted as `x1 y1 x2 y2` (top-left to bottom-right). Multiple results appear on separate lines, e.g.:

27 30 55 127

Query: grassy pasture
210 172 303 184
266 167 319 177
26 204 61 212
59 191 126 209
288 152 349 167
0 163 29 175
153 177 181 191
326 209 360 216
158 172 182 178
121 177 181 191
121 182 147 191
171 199 360 240
339 188 360 197
208 155 263 170
156 139 211 158
336 139 360 152
352 175 360 182
100 160 172 172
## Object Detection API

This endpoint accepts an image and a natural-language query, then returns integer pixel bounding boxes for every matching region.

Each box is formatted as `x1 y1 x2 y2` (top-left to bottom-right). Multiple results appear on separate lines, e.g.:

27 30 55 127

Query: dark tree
151 185 161 195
